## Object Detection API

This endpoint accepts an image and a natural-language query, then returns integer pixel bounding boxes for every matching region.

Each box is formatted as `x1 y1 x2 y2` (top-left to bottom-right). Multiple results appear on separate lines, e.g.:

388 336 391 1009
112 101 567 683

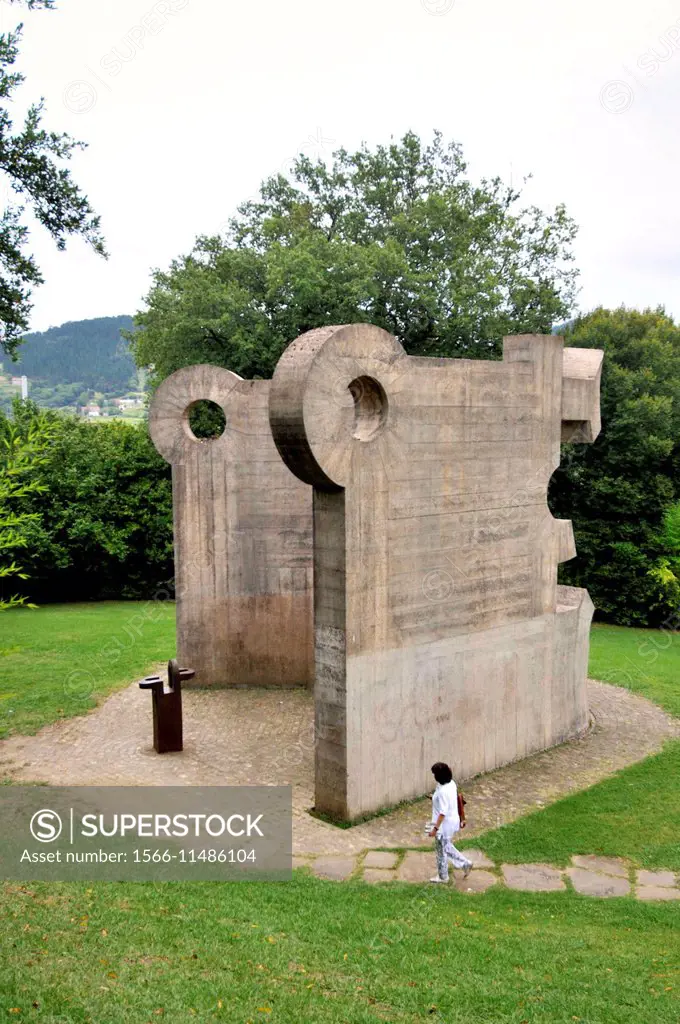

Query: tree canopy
5 305 680 629
0 400 54 612
0 0 106 358
3 399 172 604
552 306 680 625
131 131 578 385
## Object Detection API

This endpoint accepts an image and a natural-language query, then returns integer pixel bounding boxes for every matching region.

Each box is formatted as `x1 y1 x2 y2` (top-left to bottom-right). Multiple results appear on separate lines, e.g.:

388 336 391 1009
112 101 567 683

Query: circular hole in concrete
347 376 387 442
186 400 226 440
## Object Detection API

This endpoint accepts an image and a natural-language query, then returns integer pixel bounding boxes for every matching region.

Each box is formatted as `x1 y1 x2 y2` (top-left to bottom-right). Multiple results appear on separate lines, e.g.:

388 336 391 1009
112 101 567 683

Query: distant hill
13 315 136 391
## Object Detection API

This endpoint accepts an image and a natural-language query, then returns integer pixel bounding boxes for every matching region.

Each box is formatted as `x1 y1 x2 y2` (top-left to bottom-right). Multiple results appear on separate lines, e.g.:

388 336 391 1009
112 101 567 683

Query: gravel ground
1 676 677 855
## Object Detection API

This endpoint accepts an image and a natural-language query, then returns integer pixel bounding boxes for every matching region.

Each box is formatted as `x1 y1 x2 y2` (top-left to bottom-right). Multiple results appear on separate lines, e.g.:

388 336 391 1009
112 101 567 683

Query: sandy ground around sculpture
0 677 677 856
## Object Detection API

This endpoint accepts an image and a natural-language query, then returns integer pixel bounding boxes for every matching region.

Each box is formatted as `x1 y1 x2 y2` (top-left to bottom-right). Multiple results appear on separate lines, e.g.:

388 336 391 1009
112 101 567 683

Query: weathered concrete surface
397 851 437 883
269 325 603 819
453 870 498 893
363 851 399 869
363 868 397 883
502 863 565 892
464 849 495 869
149 365 313 688
310 856 355 881
567 867 631 897
571 855 629 878
636 886 680 901
636 869 677 888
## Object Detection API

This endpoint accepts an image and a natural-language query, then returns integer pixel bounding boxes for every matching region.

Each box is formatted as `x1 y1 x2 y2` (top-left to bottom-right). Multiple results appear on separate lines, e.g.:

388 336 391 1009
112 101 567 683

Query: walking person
427 761 472 883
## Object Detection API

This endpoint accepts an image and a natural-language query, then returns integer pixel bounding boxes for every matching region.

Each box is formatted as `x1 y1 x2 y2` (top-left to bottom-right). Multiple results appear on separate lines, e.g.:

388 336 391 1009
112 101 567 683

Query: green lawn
1 607 680 1021
0 602 176 739
589 623 680 718
461 623 680 869
462 739 680 869
1 878 678 1023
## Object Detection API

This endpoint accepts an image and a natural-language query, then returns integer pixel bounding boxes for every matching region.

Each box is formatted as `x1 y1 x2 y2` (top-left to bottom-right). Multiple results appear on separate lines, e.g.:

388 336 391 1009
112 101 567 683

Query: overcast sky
3 0 680 334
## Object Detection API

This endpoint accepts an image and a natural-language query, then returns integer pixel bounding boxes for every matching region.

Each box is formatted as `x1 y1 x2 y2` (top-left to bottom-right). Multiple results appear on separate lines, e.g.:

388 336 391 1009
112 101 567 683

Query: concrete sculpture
269 325 603 820
149 365 313 688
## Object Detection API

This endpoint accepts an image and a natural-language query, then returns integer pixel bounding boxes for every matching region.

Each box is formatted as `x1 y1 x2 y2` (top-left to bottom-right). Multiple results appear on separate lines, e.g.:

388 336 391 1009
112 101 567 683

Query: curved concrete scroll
149 365 313 688
270 326 601 821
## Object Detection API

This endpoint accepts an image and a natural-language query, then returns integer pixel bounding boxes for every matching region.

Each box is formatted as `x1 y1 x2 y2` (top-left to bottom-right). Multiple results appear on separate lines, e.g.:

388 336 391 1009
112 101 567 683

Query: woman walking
427 761 473 883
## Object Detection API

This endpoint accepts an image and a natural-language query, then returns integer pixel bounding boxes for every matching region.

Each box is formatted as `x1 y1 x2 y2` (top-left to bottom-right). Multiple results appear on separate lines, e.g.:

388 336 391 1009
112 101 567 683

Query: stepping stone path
293 848 679 901
502 863 565 892
567 867 630 898
571 854 629 877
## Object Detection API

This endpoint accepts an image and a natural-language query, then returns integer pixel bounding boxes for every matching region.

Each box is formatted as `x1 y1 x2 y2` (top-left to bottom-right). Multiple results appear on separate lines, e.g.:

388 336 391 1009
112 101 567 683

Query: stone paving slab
636 869 677 888
567 867 630 897
502 863 566 892
453 870 498 893
363 851 399 869
571 855 629 878
296 848 677 901
637 885 680 902
464 848 495 869
363 868 397 884
397 852 435 883
310 856 356 881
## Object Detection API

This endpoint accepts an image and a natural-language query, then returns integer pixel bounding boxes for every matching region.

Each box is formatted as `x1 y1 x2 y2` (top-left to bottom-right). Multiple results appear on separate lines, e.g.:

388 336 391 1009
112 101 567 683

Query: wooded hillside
12 315 135 390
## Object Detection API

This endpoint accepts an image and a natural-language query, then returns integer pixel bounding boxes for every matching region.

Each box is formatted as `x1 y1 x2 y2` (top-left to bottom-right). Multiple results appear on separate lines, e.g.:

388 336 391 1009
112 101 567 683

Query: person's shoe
462 862 472 879
429 876 448 883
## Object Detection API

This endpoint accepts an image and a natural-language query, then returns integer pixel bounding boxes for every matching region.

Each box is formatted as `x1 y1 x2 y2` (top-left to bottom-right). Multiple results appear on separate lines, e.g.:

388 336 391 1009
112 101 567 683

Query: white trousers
435 834 471 880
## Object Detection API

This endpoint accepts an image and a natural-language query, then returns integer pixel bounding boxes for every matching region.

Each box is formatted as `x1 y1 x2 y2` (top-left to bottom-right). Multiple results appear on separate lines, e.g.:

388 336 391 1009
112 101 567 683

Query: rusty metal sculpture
139 659 195 753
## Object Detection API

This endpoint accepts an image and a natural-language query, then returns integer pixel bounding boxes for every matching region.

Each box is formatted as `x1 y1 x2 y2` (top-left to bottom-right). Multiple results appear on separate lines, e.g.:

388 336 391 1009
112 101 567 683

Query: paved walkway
1 677 678 889
295 849 680 900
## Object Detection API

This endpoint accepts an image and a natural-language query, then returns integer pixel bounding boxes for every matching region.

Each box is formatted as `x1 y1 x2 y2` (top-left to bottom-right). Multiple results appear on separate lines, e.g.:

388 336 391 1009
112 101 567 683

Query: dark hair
431 762 452 784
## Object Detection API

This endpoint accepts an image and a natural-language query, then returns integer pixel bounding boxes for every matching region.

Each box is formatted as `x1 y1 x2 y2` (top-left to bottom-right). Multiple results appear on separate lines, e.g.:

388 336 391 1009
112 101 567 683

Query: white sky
2 0 680 333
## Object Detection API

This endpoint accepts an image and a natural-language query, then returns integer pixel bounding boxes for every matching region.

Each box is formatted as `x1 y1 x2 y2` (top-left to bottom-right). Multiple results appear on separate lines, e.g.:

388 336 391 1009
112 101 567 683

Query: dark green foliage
131 131 578 386
0 4 106 358
551 307 680 625
187 399 226 439
0 403 54 611
14 315 135 389
1 401 172 602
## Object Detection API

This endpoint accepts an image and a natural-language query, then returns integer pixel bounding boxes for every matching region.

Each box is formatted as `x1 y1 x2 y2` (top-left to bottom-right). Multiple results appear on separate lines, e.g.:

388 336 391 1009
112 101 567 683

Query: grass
461 623 680 869
589 622 680 718
1 607 679 1019
1 877 679 1023
0 602 176 740
461 740 680 869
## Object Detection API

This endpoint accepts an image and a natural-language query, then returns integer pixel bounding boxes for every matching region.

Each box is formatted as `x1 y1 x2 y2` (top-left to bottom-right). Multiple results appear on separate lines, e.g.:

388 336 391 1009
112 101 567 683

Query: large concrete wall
149 365 313 688
269 326 603 820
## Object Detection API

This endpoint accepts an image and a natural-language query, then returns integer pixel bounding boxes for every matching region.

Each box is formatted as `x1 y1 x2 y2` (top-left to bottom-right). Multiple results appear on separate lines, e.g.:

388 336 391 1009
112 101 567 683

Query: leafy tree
661 500 680 556
646 500 680 616
7 400 172 602
130 131 578 385
1 1 106 358
0 400 54 612
551 307 680 625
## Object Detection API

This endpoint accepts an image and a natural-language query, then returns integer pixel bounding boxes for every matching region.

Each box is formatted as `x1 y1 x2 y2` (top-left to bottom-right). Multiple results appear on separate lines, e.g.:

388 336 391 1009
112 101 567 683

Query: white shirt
431 780 460 838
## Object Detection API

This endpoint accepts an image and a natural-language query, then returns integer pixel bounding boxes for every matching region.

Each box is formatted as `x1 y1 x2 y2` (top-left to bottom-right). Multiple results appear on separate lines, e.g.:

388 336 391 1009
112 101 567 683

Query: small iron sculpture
139 658 194 753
